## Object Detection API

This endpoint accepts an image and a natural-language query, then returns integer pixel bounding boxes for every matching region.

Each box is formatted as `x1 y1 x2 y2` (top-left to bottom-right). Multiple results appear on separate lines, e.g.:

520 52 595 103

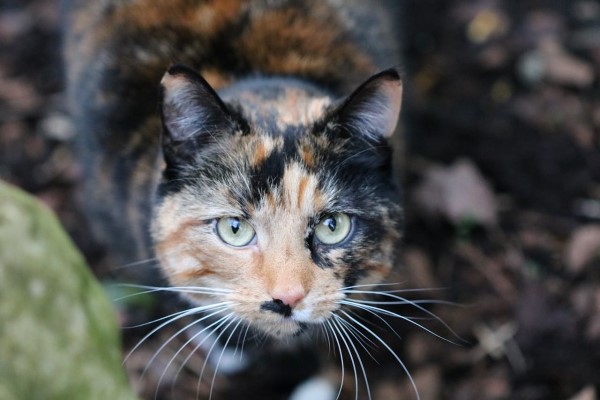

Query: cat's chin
257 319 308 340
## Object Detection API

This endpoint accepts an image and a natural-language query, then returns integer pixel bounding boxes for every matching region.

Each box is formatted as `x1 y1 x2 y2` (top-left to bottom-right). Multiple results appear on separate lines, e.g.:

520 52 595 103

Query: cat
63 1 431 399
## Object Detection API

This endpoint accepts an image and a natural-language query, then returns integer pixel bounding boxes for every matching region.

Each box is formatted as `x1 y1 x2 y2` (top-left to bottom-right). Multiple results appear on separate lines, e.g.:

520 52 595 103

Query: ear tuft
335 68 403 140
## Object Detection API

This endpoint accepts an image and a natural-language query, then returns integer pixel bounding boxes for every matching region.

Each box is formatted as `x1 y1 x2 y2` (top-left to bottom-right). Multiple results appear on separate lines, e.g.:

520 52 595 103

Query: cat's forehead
254 161 327 217
241 134 333 218
179 129 333 222
219 78 333 132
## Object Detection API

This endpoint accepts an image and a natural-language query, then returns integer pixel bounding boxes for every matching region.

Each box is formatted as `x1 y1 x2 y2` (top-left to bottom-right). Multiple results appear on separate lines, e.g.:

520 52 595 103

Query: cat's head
152 65 403 339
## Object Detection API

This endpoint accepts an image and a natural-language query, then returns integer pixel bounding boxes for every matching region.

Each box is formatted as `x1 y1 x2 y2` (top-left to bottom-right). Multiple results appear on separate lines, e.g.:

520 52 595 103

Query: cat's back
65 0 401 94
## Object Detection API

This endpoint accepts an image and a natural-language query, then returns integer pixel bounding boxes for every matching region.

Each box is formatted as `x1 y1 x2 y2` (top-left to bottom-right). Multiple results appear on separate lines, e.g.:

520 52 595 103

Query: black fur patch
260 300 293 318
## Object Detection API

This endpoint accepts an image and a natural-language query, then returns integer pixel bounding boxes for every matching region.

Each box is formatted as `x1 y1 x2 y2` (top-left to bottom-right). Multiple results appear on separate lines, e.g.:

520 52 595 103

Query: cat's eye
314 213 352 245
216 217 255 247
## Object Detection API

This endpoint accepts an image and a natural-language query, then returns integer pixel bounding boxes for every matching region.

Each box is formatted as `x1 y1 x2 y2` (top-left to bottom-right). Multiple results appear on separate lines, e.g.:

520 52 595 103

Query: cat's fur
64 1 408 399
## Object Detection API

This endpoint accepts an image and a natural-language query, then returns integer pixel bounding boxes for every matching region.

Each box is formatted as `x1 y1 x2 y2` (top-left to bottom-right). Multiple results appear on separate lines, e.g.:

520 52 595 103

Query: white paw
289 376 337 400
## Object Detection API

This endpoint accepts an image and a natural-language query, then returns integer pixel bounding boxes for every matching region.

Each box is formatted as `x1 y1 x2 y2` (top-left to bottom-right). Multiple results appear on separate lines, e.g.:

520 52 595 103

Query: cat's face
152 65 403 339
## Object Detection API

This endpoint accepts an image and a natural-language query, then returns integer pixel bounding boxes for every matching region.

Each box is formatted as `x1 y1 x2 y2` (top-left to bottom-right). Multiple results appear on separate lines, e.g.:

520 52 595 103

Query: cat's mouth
255 300 327 338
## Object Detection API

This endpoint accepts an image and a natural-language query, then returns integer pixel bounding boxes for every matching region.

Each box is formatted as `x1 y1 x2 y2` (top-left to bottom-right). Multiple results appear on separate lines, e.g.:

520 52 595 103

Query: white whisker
334 314 378 362
330 317 361 400
340 282 408 291
112 247 188 272
197 316 239 399
123 303 230 329
118 283 232 295
124 302 233 362
168 313 235 398
320 324 333 357
117 257 162 269
236 322 252 361
341 283 450 295
209 318 244 400
336 315 379 399
340 311 421 400
325 319 345 400
123 308 192 329
350 298 460 307
141 306 231 382
343 290 463 340
157 313 233 399
340 300 458 345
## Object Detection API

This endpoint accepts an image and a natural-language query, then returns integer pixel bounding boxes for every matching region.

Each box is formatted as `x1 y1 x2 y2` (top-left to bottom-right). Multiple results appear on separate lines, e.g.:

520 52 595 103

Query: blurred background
1 0 599 399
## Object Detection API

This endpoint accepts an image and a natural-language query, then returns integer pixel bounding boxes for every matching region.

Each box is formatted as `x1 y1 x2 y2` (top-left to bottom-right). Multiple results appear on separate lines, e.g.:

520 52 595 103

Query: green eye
216 217 255 247
314 213 352 245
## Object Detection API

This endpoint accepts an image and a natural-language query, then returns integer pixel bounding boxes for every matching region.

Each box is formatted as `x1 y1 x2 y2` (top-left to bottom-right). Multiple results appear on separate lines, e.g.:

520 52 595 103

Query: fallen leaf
565 225 600 273
569 385 597 400
541 39 595 87
413 159 498 227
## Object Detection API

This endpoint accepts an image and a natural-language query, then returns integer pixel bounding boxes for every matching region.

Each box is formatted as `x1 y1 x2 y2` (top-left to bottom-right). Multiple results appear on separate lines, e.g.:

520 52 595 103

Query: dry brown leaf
413 159 498 227
565 225 600 273
569 386 597 400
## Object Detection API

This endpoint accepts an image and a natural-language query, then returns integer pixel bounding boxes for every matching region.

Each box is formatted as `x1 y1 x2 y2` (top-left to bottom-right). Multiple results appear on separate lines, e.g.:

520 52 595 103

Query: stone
0 181 136 400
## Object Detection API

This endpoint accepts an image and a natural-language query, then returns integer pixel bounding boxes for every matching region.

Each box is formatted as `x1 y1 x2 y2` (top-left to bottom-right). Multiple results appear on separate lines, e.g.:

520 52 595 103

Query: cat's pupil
230 218 240 234
325 217 336 232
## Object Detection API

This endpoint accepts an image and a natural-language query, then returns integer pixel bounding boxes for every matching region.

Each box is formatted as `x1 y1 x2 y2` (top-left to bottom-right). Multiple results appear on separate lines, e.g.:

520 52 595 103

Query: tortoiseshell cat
64 1 420 399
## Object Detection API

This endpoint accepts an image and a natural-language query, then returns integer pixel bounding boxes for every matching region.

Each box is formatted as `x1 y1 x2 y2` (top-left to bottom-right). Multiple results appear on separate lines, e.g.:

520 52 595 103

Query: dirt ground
1 0 599 399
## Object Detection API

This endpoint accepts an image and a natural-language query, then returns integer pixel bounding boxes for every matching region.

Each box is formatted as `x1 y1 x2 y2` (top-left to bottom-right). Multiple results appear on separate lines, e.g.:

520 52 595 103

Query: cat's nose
272 293 304 309
261 284 307 317
270 285 306 309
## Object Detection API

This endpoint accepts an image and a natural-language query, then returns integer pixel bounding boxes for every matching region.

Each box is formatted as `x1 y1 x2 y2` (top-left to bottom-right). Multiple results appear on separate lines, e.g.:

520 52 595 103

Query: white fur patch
291 307 313 322
289 376 337 400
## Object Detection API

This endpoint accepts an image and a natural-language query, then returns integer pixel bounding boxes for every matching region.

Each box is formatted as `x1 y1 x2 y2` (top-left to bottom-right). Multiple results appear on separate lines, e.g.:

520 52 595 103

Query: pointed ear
333 68 403 140
160 65 245 163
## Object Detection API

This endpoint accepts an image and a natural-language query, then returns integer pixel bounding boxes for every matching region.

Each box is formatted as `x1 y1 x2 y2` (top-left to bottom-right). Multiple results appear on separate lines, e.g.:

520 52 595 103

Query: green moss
0 181 136 400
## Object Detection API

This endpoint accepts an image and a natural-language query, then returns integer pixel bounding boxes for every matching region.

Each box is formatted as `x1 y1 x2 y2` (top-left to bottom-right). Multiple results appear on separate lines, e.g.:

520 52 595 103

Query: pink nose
269 285 306 308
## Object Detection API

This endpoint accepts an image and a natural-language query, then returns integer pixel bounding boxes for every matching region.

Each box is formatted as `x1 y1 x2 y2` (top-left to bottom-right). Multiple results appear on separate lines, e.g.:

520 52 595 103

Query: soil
1 0 599 399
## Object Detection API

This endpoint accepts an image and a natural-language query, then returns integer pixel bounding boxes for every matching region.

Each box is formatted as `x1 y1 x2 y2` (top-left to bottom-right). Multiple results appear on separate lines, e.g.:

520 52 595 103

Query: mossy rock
0 181 136 400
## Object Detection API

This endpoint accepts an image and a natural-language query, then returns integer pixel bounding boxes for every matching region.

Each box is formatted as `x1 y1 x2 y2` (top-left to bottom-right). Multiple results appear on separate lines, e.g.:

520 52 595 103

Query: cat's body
64 1 410 399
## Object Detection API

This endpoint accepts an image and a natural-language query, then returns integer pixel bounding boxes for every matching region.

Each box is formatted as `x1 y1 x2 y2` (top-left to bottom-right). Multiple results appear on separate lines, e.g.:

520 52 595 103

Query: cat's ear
160 65 245 163
331 68 403 140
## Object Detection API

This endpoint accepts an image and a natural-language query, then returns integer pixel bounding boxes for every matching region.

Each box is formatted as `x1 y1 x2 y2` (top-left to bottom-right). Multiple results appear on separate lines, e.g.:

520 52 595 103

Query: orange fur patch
236 5 374 80
112 0 245 34
297 175 309 207
300 144 315 168
155 219 204 254
252 141 268 167
199 68 232 91
174 267 216 282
